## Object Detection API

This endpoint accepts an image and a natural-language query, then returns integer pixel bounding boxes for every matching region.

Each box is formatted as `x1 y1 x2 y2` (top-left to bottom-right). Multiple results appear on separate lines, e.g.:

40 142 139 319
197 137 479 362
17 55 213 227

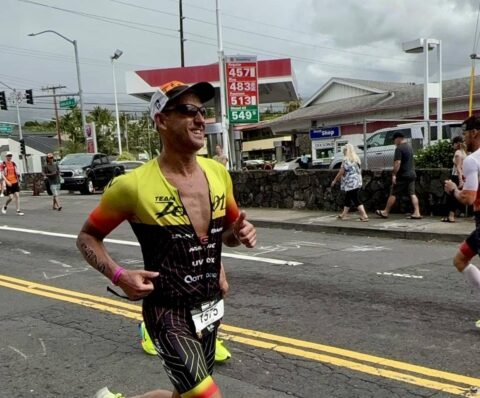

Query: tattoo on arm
79 242 106 274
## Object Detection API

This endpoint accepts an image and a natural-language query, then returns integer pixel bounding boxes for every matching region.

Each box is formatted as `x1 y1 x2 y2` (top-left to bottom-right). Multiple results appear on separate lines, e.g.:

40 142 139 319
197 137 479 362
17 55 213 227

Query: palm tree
60 108 83 143
88 106 115 154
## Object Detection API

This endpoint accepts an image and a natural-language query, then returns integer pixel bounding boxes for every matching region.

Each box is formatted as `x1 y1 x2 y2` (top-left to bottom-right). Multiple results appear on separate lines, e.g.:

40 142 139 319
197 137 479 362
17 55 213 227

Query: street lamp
110 49 123 155
215 0 230 169
28 30 87 139
402 38 443 140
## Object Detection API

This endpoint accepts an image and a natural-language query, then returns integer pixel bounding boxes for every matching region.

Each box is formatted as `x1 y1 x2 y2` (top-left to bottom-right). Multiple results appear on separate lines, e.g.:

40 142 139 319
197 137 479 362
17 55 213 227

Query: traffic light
25 89 33 104
19 139 26 155
0 91 7 110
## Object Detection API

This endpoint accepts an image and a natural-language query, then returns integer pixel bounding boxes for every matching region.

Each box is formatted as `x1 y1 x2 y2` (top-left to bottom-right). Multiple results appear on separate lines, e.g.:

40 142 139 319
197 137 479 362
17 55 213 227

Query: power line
19 0 460 77
105 0 467 68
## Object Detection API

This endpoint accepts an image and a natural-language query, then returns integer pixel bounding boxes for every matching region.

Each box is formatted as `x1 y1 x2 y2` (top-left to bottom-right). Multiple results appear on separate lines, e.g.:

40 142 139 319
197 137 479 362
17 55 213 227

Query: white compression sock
463 264 480 291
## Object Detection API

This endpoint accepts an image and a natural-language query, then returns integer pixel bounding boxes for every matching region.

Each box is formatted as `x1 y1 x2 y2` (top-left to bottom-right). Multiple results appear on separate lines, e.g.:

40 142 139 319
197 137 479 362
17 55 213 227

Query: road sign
0 124 13 133
59 98 77 109
310 126 341 140
225 56 259 124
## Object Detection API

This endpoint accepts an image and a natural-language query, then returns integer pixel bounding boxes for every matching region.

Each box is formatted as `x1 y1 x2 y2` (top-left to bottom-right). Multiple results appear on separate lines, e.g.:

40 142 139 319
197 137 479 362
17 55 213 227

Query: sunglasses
164 104 207 118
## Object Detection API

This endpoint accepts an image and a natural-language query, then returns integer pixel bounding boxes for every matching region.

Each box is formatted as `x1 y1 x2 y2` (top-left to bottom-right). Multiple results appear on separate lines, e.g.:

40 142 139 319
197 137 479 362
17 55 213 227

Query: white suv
328 122 463 170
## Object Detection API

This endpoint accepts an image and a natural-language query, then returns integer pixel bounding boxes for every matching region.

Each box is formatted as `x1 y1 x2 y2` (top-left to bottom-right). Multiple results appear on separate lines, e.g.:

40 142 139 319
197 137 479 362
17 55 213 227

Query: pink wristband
112 267 125 285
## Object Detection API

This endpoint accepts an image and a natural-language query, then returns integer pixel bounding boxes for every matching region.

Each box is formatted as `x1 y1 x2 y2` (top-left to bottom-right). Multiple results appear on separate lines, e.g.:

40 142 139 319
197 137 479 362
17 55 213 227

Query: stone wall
231 169 453 216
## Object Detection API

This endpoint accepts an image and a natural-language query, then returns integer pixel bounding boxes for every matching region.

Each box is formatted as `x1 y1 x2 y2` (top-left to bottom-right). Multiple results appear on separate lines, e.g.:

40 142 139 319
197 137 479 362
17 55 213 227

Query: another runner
77 80 256 398
1 152 24 216
444 116 480 320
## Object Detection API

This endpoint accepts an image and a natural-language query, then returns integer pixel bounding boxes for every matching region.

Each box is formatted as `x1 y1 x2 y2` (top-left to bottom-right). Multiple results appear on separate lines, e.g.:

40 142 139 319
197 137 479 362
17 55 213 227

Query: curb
252 219 466 243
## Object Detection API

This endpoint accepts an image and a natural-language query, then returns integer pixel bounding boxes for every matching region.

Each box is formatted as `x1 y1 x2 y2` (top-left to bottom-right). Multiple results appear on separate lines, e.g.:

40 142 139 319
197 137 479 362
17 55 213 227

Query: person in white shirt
444 116 480 326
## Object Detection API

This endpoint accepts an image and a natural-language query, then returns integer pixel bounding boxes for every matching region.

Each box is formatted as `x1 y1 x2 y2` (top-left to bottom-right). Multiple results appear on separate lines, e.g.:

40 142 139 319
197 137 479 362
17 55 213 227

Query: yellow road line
0 278 142 320
0 274 140 311
222 334 467 396
220 324 480 388
0 274 477 395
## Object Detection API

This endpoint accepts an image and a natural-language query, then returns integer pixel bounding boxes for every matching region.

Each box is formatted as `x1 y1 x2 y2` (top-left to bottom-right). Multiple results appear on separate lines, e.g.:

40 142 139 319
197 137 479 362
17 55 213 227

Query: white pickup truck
328 122 463 170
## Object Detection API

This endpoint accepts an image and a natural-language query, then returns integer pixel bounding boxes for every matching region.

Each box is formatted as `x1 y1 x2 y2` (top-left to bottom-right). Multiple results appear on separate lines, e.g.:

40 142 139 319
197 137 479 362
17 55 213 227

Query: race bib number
191 299 224 333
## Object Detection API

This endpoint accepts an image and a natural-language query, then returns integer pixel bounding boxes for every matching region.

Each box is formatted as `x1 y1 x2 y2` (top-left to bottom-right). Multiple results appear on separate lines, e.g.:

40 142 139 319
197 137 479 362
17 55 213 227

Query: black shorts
344 188 362 208
5 183 19 195
143 304 219 395
391 177 415 197
462 212 480 260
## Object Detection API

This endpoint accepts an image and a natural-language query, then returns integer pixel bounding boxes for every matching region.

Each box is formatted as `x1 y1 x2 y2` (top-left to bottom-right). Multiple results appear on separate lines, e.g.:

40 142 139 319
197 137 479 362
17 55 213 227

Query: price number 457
228 67 255 78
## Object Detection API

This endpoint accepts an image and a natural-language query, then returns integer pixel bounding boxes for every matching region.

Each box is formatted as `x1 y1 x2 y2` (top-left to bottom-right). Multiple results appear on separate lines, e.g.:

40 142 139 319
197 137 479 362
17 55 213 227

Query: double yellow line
0 273 478 396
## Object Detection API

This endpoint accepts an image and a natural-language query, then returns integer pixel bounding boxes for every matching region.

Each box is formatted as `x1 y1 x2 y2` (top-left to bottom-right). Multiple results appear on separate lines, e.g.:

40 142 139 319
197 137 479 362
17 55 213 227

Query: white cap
6 152 12 156
149 80 215 122
149 89 169 122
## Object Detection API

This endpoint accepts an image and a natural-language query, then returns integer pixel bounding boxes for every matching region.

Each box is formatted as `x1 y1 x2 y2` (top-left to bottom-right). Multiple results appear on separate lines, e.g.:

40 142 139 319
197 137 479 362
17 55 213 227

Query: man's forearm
76 231 118 280
392 162 400 176
453 188 475 205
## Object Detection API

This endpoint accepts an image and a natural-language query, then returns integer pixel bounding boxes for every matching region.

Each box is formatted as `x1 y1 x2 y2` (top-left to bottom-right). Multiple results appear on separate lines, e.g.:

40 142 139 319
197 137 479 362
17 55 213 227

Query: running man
1 152 24 216
77 80 256 398
444 115 480 315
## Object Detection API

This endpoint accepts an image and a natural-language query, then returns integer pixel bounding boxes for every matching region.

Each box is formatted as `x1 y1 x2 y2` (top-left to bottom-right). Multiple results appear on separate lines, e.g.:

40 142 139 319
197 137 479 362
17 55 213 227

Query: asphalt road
1 194 480 397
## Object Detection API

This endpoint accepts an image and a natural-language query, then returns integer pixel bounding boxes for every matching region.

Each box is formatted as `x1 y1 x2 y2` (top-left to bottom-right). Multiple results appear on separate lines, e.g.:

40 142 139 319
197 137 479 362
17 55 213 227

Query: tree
414 140 454 168
60 108 83 144
284 99 301 113
116 151 136 161
59 107 159 157
89 106 115 154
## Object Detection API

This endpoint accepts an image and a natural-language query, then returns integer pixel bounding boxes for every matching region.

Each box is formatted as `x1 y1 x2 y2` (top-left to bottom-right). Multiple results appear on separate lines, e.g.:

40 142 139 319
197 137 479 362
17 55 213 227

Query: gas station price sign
225 56 259 124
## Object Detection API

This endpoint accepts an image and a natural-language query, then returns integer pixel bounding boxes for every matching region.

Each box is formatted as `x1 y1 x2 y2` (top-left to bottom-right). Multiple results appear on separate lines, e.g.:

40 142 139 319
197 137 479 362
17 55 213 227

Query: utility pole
124 115 129 152
0 81 28 172
469 53 480 116
42 85 66 150
216 0 230 168
179 0 185 66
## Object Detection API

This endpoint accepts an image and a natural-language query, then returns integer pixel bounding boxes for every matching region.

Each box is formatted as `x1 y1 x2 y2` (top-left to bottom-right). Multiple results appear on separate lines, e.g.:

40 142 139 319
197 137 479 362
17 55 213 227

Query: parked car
274 155 311 171
113 160 145 174
59 153 125 194
242 159 266 170
328 122 463 170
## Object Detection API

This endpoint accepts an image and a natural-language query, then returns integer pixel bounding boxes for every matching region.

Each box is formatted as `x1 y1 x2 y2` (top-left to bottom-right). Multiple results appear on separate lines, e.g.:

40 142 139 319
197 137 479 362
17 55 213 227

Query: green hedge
414 140 454 168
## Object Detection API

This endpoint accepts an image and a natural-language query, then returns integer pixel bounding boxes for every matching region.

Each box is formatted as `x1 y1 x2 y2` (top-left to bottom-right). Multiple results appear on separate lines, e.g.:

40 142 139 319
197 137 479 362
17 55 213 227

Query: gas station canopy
126 58 298 104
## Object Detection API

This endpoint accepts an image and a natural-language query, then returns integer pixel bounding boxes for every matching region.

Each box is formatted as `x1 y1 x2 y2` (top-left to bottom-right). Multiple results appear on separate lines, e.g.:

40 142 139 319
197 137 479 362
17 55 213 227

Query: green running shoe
215 338 232 362
94 387 124 398
139 321 157 356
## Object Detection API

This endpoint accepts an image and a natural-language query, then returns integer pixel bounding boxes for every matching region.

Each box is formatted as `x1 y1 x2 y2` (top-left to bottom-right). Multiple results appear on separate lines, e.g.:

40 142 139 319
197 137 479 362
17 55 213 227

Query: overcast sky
2 0 480 124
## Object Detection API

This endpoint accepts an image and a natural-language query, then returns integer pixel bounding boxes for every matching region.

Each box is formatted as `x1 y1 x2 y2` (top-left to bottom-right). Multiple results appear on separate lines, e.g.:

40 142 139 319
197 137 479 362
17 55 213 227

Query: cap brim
167 82 215 106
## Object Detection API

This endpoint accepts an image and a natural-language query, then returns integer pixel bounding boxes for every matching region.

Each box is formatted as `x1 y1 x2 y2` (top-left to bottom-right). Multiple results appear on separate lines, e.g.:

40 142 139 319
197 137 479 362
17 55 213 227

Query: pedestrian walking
441 136 466 222
444 116 480 327
1 152 24 216
330 143 368 221
375 131 422 219
77 80 257 398
43 153 62 211
212 144 228 166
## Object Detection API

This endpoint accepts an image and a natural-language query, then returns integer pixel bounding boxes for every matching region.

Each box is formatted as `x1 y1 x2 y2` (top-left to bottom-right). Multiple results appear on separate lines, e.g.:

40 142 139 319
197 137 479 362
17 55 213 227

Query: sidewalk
244 208 473 243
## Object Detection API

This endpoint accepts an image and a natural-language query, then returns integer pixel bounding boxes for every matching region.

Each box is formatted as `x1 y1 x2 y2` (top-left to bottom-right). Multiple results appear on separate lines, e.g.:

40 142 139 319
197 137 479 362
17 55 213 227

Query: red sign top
226 60 258 107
